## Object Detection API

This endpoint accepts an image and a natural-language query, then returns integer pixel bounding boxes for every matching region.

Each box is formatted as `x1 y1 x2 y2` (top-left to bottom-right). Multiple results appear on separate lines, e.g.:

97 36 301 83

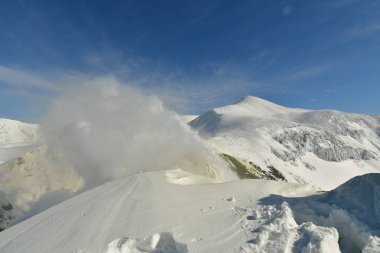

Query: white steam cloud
41 77 235 188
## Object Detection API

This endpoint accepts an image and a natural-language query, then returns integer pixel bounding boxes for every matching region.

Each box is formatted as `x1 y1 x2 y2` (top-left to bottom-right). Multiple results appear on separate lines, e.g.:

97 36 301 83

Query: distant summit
235 96 284 108
0 118 39 146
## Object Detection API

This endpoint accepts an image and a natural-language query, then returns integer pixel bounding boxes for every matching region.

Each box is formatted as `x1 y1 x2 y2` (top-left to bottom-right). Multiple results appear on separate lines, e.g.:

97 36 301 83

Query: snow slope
0 170 378 253
0 118 39 146
190 96 380 190
0 118 39 164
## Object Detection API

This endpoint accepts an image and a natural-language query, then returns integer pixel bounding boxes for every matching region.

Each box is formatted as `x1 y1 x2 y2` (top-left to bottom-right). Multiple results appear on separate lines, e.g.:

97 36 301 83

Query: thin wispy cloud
342 22 380 41
137 62 262 113
314 0 380 49
289 64 335 81
0 65 60 92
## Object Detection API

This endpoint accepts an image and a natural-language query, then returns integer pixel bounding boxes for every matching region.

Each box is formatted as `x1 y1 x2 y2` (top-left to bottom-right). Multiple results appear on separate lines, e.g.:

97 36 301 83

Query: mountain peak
236 96 282 107
228 95 306 117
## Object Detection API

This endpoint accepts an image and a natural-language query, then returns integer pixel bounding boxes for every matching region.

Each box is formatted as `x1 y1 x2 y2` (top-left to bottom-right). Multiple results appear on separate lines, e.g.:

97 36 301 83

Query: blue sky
0 0 380 121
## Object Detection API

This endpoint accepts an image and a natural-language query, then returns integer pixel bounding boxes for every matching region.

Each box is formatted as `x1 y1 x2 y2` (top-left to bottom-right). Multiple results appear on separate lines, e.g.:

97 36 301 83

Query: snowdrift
259 173 380 252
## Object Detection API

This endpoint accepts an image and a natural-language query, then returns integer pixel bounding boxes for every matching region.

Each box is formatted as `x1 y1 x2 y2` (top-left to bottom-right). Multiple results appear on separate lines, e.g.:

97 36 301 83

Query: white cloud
0 65 60 91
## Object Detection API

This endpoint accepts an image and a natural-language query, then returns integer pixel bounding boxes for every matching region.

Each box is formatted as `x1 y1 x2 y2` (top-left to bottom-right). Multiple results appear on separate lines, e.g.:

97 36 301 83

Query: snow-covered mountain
189 96 380 190
0 97 380 253
0 119 40 165
0 119 39 147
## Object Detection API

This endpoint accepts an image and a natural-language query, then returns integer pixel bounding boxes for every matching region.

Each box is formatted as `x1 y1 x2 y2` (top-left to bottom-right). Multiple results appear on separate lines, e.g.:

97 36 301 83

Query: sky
0 0 380 121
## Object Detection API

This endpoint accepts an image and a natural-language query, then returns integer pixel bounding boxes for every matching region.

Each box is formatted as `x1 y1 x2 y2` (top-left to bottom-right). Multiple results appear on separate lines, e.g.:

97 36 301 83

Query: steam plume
41 77 235 188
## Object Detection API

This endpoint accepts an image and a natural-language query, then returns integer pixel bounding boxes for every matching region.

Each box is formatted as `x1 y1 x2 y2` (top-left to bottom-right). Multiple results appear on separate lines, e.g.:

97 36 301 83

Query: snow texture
104 233 187 253
259 173 380 252
233 203 340 253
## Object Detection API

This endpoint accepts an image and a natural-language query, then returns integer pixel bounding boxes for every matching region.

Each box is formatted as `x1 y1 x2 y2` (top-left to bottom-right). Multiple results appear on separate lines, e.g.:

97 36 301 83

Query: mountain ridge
189 96 380 190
